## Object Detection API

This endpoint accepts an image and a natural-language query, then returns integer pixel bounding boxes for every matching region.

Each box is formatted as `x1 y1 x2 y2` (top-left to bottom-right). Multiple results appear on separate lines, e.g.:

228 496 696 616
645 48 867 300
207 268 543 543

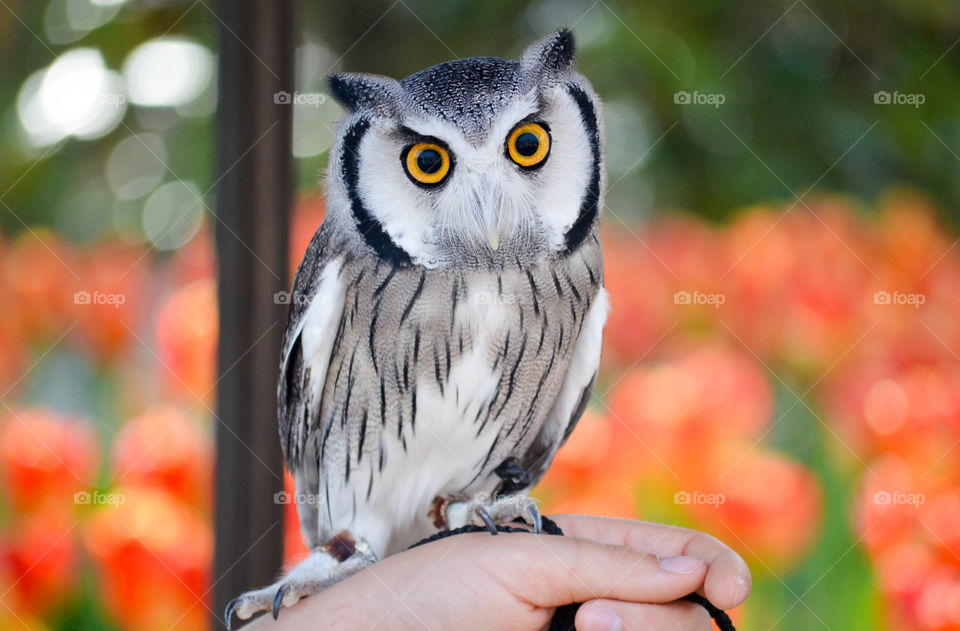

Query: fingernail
584 605 621 631
733 574 750 603
658 555 702 574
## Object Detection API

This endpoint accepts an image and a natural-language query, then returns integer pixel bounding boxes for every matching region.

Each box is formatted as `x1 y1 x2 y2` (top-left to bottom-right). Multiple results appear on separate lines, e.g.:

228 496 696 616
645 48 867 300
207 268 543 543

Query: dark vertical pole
213 1 293 627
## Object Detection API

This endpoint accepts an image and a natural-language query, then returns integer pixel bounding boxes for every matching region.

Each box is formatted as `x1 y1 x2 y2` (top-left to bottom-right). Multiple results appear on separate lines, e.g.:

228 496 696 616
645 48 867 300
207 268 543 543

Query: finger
575 599 713 631
479 532 707 608
687 540 751 610
550 514 751 609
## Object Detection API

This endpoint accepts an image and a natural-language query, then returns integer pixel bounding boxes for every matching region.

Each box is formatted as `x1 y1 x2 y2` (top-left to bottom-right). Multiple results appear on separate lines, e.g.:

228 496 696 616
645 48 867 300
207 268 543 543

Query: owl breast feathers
279 28 609 557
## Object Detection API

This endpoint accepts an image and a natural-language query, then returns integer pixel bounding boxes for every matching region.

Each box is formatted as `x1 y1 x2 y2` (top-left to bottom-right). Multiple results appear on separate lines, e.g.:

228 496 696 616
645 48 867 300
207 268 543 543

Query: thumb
486 533 707 608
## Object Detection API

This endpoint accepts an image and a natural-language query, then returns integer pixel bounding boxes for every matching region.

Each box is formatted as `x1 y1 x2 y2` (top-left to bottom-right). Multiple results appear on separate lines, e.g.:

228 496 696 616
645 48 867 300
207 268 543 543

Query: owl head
325 29 604 269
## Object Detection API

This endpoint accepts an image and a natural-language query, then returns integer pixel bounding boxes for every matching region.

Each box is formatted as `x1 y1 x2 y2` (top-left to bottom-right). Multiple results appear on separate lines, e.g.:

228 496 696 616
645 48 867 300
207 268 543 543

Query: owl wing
278 224 346 548
519 287 609 485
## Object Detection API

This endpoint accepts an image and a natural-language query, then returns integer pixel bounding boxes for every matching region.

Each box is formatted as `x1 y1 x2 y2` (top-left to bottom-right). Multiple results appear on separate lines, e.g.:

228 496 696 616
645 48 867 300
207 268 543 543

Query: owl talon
223 535 377 628
272 584 289 620
445 493 543 534
524 498 543 535
224 597 241 630
475 505 499 535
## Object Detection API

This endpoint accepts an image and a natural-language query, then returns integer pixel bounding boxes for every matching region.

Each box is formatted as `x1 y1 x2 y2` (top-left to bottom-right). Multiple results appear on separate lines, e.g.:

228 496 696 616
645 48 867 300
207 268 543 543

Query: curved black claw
224 597 241 630
475 505 499 535
528 502 543 535
473 504 500 535
272 584 290 620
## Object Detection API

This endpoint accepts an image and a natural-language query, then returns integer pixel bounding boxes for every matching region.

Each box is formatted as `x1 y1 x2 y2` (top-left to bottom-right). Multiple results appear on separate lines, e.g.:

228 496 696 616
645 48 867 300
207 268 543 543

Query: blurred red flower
110 405 213 511
84 487 212 631
2 229 76 342
606 342 773 479
0 407 99 513
536 410 638 519
71 240 148 359
0 500 79 616
156 279 218 405
690 445 823 571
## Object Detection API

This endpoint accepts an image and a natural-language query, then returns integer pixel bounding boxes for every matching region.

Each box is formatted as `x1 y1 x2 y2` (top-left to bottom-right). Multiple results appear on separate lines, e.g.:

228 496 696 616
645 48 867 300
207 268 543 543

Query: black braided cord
409 516 736 631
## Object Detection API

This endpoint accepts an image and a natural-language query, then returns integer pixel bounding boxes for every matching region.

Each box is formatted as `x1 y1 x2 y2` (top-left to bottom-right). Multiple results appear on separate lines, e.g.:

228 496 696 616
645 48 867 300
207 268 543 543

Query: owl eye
403 142 452 186
507 122 551 169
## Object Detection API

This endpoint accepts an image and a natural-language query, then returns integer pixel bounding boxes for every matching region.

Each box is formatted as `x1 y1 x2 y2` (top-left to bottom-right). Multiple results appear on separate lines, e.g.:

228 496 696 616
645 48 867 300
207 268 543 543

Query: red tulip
0 407 99 512
535 410 639 519
110 405 213 511
606 342 772 479
71 240 148 359
3 229 76 342
84 487 212 631
1 500 79 616
155 279 218 405
688 445 822 571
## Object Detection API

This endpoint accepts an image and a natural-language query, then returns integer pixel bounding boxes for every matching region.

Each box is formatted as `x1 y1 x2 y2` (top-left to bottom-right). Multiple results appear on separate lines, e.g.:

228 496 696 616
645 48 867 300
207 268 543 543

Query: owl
226 28 608 626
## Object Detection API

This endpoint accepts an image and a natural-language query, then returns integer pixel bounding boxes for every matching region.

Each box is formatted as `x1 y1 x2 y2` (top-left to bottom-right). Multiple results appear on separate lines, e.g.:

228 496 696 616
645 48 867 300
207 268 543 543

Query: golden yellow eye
404 142 451 185
507 123 550 168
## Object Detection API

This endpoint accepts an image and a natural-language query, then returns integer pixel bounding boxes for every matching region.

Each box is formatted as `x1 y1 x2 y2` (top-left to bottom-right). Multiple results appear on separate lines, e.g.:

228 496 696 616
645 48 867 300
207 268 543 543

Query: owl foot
223 532 376 629
444 493 542 535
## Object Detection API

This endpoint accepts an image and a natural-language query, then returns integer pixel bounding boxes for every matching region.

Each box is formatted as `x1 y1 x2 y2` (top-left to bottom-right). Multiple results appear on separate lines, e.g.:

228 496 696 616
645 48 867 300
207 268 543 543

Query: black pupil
416 149 443 174
515 132 540 157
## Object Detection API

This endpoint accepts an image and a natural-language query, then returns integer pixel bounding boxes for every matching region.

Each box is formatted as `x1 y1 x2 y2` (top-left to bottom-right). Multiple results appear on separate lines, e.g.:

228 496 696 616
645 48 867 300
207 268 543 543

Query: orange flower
606 342 772 479
71 240 148 359
721 200 874 373
3 229 76 342
0 407 99 512
688 445 822 571
600 224 675 370
535 410 638 519
824 362 960 462
155 279 218 405
110 405 212 511
84 487 212 631
0 500 79 616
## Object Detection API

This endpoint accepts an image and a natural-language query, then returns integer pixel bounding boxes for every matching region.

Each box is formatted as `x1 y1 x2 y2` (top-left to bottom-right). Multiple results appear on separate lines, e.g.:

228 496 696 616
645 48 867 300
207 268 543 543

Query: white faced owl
227 28 609 626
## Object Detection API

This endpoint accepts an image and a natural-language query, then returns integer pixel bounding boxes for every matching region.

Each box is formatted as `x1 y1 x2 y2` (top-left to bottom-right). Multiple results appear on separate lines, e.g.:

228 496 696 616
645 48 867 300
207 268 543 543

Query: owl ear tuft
327 73 402 115
520 28 576 82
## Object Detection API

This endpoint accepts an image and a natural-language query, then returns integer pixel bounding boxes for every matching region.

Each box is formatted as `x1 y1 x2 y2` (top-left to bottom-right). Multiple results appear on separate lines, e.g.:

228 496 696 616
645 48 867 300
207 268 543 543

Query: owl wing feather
278 224 346 547
519 287 609 485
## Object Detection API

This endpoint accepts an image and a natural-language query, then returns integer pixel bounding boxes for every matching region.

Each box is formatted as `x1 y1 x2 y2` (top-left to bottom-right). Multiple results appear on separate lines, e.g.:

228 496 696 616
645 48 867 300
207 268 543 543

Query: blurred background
1 0 959 629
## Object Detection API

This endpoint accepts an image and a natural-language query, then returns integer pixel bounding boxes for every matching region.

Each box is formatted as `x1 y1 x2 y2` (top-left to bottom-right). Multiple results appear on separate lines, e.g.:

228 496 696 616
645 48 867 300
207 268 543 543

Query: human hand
241 514 751 631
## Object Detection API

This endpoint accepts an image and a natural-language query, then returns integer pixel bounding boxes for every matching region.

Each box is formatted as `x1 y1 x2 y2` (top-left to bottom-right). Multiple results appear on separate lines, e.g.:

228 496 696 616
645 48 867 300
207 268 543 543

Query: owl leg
224 531 377 629
444 493 543 535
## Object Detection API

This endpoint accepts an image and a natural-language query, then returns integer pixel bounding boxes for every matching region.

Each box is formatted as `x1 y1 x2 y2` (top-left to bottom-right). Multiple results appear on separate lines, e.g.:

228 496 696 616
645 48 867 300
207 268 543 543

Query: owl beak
474 173 500 251
486 228 500 251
